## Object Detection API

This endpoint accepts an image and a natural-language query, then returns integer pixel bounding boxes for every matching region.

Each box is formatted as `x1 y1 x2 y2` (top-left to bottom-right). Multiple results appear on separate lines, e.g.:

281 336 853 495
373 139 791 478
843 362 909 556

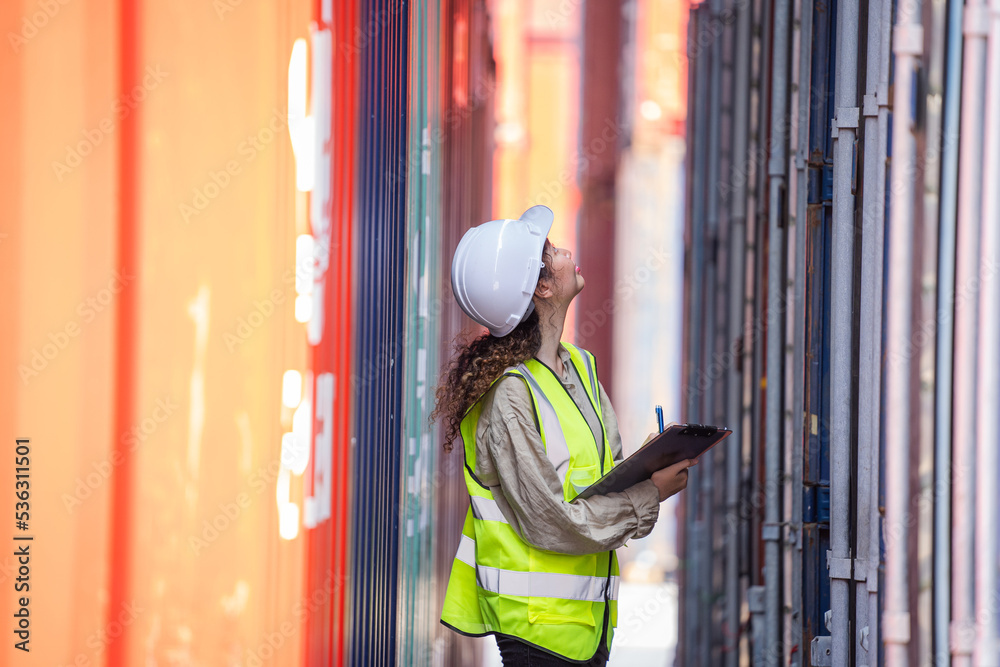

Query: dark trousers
495 614 611 666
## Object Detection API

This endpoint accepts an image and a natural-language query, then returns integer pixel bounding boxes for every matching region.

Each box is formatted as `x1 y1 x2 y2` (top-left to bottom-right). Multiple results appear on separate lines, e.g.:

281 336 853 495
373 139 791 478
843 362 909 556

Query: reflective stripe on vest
572 344 601 406
454 534 620 603
456 534 476 567
470 495 508 523
513 362 571 485
478 565 617 603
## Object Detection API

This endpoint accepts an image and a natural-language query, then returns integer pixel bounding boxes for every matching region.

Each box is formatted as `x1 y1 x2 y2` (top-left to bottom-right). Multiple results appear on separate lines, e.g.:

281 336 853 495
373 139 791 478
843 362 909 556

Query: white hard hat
451 205 554 337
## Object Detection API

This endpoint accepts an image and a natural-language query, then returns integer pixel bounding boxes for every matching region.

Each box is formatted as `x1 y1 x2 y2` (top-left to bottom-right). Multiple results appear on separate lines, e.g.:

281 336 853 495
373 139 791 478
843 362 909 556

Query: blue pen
655 405 664 433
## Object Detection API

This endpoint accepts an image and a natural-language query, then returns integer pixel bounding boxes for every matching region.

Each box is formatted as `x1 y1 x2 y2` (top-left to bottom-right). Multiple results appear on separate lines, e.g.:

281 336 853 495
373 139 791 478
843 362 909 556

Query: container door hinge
862 94 879 117
748 585 766 614
831 107 860 138
762 522 782 542
962 7 990 37
883 611 912 645
893 24 924 54
827 551 867 581
811 636 833 666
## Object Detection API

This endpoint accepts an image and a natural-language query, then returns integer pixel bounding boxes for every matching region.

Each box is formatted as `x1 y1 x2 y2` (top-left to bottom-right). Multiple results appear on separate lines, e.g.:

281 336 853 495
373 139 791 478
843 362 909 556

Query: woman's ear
534 278 553 300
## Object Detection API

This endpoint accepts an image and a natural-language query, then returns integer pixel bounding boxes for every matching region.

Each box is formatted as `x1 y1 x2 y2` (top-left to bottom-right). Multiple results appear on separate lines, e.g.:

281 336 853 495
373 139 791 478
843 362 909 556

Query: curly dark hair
431 244 554 451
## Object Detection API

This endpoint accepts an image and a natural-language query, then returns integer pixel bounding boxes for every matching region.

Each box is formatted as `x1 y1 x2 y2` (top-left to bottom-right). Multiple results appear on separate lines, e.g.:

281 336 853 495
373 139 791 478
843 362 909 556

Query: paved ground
479 582 678 667
608 582 677 666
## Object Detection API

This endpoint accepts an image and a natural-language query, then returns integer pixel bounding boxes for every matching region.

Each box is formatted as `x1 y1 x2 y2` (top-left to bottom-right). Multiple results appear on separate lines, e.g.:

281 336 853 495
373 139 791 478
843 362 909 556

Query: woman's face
537 238 584 306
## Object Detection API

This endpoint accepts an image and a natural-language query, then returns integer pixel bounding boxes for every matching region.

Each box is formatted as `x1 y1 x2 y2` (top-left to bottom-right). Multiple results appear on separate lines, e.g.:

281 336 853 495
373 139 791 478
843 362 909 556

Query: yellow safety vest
440 342 620 662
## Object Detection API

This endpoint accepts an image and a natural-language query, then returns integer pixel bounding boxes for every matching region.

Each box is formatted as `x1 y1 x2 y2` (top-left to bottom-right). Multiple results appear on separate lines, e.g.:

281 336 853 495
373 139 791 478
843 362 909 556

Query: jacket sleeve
478 376 660 555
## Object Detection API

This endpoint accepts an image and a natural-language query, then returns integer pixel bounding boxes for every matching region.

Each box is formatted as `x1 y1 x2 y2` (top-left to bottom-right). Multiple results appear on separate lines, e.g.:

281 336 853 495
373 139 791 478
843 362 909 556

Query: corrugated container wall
0 0 493 664
678 0 1000 661
302 1 494 665
0 1 312 666
348 0 409 664
397 0 444 664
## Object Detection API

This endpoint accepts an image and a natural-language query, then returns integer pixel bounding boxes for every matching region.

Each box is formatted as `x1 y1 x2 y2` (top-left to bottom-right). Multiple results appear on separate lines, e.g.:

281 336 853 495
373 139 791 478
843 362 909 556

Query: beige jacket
470 344 661 555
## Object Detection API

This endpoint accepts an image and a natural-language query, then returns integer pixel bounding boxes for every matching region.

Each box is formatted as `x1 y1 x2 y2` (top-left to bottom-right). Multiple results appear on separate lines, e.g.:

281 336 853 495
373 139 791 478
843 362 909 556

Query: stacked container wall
348 0 410 664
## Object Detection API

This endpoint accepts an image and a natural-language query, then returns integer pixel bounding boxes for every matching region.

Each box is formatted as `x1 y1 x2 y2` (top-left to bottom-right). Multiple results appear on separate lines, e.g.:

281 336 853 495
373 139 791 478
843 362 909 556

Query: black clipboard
571 423 732 501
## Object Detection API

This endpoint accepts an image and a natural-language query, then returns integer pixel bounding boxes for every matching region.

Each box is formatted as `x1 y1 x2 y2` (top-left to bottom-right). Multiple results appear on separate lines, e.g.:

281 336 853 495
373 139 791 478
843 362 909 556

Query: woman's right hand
651 458 697 502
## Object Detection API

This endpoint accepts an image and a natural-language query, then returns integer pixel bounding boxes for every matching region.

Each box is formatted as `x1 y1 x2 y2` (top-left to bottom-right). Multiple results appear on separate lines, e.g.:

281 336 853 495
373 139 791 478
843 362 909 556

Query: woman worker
432 205 695 666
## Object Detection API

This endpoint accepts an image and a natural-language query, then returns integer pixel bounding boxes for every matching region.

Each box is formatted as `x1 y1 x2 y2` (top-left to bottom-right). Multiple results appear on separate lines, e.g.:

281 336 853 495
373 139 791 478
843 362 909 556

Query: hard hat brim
518 204 554 235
